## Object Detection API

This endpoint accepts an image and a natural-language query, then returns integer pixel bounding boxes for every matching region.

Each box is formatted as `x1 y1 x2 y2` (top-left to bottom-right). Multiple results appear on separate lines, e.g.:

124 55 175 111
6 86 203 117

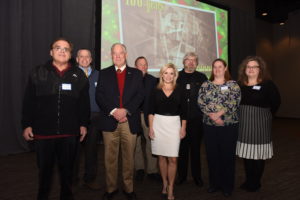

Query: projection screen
101 0 228 77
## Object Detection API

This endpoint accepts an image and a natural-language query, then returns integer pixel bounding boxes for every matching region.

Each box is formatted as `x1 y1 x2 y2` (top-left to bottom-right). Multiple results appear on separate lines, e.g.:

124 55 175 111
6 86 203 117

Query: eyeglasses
185 58 196 62
246 65 259 69
53 46 70 53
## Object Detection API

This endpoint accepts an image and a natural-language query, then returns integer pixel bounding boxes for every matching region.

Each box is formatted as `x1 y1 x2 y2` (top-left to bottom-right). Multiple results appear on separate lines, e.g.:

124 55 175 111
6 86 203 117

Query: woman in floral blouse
198 58 241 197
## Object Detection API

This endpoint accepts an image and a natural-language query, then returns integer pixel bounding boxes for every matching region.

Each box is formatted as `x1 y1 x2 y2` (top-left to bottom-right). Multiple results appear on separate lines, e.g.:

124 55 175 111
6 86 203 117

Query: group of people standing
22 38 281 200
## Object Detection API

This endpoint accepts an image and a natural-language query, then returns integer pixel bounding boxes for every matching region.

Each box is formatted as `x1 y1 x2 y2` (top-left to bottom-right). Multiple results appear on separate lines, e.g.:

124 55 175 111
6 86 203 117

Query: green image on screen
101 0 228 78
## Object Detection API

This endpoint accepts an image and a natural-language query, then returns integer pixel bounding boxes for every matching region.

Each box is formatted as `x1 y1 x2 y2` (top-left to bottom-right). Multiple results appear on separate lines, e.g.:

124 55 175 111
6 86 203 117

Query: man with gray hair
96 43 144 200
176 52 207 187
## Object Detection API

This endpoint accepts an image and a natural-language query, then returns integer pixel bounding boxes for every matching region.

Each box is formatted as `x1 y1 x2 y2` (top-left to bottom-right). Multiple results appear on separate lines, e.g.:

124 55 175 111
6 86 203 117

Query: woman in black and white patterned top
236 56 281 192
198 58 241 197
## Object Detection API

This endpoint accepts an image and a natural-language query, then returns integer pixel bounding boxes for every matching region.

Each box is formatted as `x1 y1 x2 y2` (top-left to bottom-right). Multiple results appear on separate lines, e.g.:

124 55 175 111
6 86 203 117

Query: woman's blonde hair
157 63 178 89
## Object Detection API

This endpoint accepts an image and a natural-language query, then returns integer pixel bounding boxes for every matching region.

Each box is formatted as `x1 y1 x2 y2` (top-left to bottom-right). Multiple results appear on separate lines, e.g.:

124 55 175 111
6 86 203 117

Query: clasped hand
208 110 225 126
113 108 128 123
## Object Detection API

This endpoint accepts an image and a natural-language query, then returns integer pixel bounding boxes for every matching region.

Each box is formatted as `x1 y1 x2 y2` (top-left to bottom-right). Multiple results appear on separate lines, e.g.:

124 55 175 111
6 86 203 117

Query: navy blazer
96 65 144 133
141 73 158 127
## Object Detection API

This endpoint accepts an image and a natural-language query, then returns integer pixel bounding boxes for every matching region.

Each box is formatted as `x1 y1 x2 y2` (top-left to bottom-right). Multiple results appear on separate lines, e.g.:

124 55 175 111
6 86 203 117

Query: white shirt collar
115 64 126 72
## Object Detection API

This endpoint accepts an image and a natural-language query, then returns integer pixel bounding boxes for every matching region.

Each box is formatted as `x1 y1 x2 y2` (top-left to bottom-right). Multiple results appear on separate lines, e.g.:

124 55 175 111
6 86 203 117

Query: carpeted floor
0 118 299 200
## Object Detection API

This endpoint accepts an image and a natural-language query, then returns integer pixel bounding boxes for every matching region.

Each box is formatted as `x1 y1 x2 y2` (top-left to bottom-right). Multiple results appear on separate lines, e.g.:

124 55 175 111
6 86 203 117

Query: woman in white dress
148 63 187 200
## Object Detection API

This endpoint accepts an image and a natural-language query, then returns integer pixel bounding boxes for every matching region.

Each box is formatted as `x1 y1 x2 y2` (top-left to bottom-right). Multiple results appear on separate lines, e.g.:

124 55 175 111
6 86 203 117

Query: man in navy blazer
133 56 160 182
96 43 144 200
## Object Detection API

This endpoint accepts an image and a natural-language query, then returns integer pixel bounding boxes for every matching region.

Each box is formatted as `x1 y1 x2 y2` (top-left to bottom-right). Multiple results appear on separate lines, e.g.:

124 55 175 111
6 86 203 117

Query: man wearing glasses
176 52 207 187
22 38 90 200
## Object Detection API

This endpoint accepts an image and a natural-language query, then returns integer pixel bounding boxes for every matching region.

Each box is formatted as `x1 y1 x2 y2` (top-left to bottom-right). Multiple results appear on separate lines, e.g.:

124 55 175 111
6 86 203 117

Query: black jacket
177 70 207 119
141 73 158 127
22 60 90 136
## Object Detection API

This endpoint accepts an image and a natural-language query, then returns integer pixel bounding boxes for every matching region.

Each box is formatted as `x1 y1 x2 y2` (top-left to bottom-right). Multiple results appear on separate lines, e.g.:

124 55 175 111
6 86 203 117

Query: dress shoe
147 173 162 182
123 191 137 200
161 186 168 198
84 181 101 190
161 192 167 198
193 178 204 187
240 182 249 190
222 191 232 197
246 184 261 192
135 169 145 181
207 187 218 193
167 194 175 200
102 190 118 200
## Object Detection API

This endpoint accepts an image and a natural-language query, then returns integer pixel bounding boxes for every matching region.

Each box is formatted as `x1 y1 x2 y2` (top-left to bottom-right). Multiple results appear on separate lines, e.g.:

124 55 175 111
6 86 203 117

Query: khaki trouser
103 121 137 193
134 113 158 173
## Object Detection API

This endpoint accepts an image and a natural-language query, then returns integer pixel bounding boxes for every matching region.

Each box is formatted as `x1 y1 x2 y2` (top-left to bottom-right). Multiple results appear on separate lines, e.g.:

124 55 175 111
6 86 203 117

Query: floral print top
198 80 241 126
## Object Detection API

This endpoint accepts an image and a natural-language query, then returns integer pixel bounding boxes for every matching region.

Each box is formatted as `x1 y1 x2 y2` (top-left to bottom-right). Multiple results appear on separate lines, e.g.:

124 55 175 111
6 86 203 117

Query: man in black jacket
176 52 207 187
133 56 160 182
22 38 90 200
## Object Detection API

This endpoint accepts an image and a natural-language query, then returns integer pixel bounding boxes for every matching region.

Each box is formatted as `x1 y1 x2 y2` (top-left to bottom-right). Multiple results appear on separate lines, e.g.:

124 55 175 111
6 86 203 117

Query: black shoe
193 178 204 187
175 178 186 185
103 190 118 200
161 193 167 199
207 187 218 193
84 181 101 190
135 169 145 181
123 191 137 200
246 184 261 192
222 191 232 197
240 182 249 190
147 173 161 182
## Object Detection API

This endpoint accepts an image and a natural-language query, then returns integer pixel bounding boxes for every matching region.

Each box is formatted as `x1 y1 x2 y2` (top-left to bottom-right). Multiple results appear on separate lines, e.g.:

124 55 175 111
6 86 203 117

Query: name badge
221 86 228 90
62 83 72 90
186 84 190 90
253 85 261 90
94 82 97 87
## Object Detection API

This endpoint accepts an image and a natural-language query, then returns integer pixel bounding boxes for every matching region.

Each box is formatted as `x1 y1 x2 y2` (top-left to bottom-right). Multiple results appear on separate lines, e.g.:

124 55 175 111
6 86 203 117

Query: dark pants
203 124 238 193
83 112 102 183
243 159 265 189
35 136 78 200
73 112 101 183
178 117 203 181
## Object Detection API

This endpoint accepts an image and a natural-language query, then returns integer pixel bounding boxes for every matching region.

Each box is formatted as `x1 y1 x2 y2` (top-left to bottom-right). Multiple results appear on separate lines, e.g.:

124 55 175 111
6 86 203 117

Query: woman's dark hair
209 58 231 81
238 56 271 85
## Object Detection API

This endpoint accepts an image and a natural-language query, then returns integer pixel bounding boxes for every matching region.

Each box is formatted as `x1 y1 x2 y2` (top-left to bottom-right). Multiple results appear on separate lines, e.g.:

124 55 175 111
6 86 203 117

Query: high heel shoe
161 186 167 198
167 194 175 200
167 185 175 200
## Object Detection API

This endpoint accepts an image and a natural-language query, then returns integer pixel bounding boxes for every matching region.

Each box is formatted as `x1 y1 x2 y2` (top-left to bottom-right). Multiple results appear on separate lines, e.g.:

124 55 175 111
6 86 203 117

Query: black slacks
178 117 203 181
35 136 78 200
83 112 101 183
73 112 102 183
203 124 238 193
